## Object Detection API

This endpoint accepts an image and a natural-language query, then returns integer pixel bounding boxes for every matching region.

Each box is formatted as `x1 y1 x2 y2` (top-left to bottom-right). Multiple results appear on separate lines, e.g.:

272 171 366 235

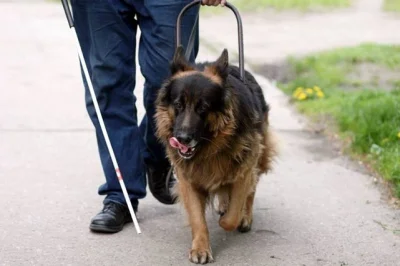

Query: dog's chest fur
170 134 261 193
183 156 237 192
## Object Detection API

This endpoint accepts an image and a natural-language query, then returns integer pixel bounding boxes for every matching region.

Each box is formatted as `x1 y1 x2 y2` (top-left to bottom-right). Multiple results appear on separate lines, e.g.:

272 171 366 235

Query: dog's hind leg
177 174 214 264
237 191 255 233
214 185 230 217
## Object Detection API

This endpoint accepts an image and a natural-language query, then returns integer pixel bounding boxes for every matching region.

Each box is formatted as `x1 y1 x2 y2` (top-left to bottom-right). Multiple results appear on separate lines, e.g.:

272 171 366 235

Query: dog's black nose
176 132 193 145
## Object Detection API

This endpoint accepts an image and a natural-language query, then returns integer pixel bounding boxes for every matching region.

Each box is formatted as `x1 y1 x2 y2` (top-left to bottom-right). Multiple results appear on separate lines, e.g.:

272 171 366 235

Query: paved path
1 1 400 266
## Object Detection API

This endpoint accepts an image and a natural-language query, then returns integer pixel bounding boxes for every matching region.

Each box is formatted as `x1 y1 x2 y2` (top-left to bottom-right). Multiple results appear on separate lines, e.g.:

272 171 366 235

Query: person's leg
71 0 144 232
133 0 199 202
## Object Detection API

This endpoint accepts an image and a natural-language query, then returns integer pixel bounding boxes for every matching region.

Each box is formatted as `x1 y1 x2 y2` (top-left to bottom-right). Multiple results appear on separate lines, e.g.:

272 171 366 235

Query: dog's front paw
219 215 240 232
189 248 214 264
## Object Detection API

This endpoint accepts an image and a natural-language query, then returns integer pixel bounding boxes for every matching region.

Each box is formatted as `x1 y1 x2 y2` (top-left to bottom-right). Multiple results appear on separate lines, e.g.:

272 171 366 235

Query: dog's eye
174 102 183 111
197 103 209 114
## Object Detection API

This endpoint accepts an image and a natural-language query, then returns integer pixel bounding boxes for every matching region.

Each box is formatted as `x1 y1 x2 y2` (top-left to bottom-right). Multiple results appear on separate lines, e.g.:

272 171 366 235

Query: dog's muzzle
169 137 197 159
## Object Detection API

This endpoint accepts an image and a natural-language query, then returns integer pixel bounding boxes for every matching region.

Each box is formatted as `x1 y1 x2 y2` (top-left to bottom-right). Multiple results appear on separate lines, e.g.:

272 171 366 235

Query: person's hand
201 0 227 6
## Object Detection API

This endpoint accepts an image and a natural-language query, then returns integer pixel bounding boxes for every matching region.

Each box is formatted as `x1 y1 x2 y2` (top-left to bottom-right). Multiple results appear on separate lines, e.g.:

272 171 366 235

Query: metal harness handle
176 0 246 83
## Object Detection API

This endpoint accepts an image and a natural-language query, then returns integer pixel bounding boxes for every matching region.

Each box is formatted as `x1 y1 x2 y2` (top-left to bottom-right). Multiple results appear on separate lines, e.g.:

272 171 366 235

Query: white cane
61 0 141 234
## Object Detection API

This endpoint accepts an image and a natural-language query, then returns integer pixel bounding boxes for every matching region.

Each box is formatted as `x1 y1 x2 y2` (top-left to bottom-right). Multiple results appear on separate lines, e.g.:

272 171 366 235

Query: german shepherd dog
154 46 276 264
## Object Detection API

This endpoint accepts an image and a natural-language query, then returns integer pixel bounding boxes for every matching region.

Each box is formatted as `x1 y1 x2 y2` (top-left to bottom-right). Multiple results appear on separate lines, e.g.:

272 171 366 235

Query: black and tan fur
154 46 277 264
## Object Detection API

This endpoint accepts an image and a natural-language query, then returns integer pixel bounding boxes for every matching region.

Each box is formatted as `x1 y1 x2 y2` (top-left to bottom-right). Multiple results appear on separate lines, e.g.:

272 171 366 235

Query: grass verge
383 0 400 12
278 43 400 198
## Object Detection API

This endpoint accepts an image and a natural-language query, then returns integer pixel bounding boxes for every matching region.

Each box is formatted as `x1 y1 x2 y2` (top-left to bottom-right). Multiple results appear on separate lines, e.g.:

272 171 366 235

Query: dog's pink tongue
169 137 189 153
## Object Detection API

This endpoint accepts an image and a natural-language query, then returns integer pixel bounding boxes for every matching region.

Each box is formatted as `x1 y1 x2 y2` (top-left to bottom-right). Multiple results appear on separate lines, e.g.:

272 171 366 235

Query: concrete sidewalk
1 2 400 266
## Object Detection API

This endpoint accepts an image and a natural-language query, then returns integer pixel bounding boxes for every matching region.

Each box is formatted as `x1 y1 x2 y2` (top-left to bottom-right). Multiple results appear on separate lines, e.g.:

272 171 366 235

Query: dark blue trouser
71 0 199 207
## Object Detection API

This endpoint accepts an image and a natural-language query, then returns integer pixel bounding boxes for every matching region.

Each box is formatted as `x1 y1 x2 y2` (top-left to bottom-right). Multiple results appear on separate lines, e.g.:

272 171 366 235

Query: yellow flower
297 92 307 100
295 87 304 92
314 86 322 92
397 132 400 139
293 87 304 98
293 87 304 99
306 88 314 95
316 91 325 98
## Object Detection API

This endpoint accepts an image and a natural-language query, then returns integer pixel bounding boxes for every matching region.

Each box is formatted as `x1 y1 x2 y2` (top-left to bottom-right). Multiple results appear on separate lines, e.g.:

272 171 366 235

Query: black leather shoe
89 202 136 233
146 162 178 205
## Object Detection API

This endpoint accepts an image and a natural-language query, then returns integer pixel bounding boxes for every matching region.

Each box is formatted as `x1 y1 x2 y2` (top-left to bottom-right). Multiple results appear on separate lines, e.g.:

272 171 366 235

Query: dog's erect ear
170 46 193 75
211 49 229 80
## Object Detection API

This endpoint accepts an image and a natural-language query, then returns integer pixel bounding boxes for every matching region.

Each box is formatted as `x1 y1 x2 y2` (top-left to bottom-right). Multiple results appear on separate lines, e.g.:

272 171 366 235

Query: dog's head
155 46 234 160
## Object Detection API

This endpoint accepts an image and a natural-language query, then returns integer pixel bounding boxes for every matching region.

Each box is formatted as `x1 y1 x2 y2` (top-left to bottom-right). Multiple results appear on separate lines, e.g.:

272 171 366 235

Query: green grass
383 0 400 12
279 43 400 198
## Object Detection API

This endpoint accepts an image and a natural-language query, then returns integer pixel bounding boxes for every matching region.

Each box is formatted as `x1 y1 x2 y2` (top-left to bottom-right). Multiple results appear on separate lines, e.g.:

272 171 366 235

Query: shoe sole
90 224 124 233
89 219 132 233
